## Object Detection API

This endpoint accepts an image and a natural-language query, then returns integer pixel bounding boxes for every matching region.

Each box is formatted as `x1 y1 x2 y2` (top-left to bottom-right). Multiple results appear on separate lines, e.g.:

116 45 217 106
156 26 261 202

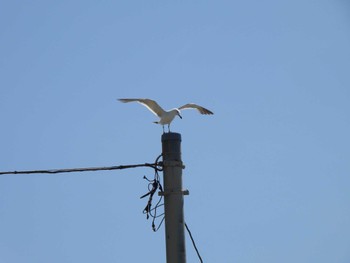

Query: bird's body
118 98 213 133
154 108 181 125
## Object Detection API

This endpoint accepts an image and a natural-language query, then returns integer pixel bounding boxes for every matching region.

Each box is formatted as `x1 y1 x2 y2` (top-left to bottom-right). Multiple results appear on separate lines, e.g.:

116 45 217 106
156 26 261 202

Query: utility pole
160 132 188 263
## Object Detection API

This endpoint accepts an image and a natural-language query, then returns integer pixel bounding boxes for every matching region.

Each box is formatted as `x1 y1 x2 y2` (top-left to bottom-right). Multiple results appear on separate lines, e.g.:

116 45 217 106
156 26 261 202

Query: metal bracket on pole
158 189 190 196
162 160 185 169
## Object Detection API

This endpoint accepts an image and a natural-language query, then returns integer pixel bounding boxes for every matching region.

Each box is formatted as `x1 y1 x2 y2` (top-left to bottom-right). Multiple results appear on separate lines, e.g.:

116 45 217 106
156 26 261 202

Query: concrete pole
161 132 187 263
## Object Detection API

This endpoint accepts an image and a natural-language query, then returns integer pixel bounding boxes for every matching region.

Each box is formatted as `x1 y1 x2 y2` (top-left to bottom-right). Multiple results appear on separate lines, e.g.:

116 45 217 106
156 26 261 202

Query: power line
1 154 167 231
185 222 203 263
0 162 162 175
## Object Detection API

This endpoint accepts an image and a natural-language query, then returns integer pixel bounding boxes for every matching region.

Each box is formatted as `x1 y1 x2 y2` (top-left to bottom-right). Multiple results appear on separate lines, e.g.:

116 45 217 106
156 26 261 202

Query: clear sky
1 1 350 262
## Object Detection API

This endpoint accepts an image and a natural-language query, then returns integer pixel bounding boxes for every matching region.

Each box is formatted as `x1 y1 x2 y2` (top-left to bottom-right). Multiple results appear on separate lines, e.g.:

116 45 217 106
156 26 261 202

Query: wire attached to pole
0 162 161 175
185 222 203 263
140 154 165 231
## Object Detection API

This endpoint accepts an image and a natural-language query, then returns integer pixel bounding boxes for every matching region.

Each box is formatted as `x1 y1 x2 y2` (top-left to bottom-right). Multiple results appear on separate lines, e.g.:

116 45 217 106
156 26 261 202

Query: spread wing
178 103 214 115
118 98 165 117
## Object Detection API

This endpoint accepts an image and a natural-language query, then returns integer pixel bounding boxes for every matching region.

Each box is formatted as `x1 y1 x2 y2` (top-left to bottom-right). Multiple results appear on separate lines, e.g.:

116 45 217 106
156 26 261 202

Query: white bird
118 98 214 133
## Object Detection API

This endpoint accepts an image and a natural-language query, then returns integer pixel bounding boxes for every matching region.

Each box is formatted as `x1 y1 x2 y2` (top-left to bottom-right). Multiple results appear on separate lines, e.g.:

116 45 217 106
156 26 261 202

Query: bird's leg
162 125 165 134
168 124 171 133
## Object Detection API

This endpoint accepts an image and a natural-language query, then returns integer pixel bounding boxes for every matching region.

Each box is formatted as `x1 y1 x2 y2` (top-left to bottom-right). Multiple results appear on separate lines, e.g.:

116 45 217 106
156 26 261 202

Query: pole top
161 132 182 142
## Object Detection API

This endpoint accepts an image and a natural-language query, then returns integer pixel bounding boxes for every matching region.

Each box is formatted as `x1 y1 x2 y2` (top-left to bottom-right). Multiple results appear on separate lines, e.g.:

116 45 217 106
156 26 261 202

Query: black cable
140 154 165 232
153 216 165 232
185 222 203 263
141 170 164 231
0 162 161 175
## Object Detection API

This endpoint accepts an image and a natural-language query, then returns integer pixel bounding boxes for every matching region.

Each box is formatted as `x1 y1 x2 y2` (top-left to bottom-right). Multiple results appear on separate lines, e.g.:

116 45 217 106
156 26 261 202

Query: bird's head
175 109 182 119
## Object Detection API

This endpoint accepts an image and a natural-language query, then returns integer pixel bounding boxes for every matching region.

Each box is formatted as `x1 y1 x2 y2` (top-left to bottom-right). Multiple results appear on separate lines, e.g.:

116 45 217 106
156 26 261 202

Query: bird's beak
178 113 182 119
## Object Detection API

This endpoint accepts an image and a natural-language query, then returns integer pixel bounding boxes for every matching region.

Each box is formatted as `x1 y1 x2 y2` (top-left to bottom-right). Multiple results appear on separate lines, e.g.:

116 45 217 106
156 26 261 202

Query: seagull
118 98 214 133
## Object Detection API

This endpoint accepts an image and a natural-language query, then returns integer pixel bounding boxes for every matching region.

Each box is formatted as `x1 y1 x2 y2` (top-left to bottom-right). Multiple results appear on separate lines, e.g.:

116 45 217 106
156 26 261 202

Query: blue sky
1 1 350 262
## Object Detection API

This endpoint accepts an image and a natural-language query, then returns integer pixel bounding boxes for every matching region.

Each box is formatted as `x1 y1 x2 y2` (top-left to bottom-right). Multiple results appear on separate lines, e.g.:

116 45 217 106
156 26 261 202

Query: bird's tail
153 121 159 124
